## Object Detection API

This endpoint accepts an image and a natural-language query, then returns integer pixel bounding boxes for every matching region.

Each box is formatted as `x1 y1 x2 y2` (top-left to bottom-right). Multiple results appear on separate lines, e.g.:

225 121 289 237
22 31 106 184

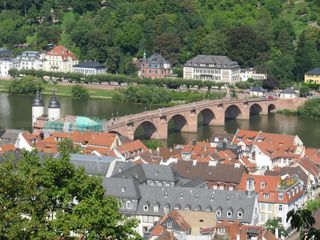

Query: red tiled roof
0 144 16 153
238 174 304 204
46 45 77 60
298 158 320 177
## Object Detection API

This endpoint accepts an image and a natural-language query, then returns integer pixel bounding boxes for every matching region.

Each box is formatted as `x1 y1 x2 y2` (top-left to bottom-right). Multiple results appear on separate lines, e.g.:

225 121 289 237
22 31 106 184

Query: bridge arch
133 121 158 139
169 114 188 132
268 104 276 113
198 108 215 125
250 103 263 115
225 105 242 120
108 130 122 136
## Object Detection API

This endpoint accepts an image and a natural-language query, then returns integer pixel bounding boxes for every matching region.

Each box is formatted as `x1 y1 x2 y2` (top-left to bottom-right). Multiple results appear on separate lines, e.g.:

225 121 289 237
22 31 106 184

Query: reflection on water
0 93 319 147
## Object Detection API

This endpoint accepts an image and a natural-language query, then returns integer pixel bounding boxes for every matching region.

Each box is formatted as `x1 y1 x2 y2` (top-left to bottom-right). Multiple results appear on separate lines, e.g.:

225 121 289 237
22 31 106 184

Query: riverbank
0 80 115 99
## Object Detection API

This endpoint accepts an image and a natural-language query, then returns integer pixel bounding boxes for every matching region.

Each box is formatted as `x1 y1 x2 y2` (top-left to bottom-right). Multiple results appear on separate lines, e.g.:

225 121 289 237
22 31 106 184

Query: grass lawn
0 79 115 99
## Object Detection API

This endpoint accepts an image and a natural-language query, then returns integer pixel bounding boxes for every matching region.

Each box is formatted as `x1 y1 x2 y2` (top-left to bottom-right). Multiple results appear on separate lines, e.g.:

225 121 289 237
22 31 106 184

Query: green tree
57 138 80 156
0 150 141 240
287 208 320 239
228 25 269 67
8 76 44 95
264 218 288 237
71 84 90 99
306 199 320 213
299 85 310 97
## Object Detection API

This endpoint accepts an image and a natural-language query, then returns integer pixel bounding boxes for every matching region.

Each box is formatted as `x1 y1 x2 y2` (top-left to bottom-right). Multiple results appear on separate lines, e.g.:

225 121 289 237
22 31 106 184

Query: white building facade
73 61 106 75
43 45 78 73
183 55 240 83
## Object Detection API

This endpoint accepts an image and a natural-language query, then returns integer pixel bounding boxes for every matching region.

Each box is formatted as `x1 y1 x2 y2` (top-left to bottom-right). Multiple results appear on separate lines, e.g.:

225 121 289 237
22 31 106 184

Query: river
0 93 319 147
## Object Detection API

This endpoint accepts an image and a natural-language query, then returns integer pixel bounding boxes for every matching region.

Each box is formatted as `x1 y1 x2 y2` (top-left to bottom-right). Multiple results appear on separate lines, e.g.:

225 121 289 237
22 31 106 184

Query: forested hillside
1 0 320 82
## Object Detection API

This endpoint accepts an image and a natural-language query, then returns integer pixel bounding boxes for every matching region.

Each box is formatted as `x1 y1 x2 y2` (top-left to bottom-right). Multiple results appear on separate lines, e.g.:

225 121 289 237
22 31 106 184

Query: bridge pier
261 105 269 115
155 117 168 139
213 106 225 126
238 106 250 120
181 110 198 133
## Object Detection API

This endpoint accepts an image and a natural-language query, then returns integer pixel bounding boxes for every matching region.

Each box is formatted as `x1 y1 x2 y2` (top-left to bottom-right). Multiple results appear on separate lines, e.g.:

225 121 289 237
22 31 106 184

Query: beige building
304 67 320 84
43 45 78 73
183 55 240 83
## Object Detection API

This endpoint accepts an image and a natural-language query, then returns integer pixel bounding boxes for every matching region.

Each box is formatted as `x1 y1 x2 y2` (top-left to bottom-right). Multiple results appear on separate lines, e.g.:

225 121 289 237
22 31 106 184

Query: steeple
32 90 44 125
32 90 44 107
48 91 61 121
143 50 146 60
48 92 60 109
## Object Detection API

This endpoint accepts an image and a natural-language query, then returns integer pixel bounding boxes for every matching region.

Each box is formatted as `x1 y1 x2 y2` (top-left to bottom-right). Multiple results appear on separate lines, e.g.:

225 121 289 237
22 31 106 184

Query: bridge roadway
104 97 306 140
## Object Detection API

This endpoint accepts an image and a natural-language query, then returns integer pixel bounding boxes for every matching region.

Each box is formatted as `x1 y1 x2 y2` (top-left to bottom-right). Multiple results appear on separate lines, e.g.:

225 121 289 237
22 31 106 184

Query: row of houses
1 125 319 239
138 53 267 83
0 46 106 77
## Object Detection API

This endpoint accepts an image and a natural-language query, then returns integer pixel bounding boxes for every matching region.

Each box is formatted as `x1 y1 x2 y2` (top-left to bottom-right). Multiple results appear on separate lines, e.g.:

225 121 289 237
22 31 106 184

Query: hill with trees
1 0 320 84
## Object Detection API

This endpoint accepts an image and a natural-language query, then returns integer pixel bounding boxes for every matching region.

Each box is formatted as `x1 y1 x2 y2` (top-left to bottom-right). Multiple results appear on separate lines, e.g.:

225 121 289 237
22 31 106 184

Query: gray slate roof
0 129 23 144
73 61 106 69
147 53 169 64
103 177 141 199
306 67 320 75
281 87 296 94
104 177 257 224
185 55 239 69
68 154 117 176
250 86 266 93
112 164 176 184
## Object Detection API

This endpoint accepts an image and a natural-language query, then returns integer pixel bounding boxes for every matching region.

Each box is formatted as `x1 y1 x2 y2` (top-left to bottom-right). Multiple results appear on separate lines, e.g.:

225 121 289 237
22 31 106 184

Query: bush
8 76 44 95
297 99 320 120
71 84 90 99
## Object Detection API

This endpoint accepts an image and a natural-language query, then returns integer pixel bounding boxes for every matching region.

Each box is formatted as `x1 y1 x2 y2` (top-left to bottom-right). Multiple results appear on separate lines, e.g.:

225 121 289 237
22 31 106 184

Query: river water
0 93 319 147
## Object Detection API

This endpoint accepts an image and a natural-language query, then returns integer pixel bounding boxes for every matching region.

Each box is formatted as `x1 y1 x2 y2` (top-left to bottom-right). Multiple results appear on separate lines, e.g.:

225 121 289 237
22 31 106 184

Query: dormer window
227 209 233 218
180 193 183 199
121 187 126 193
126 200 132 209
263 193 269 199
278 193 283 200
195 194 199 198
260 182 266 188
216 208 222 217
153 204 159 213
143 203 149 212
167 221 172 229
237 209 244 219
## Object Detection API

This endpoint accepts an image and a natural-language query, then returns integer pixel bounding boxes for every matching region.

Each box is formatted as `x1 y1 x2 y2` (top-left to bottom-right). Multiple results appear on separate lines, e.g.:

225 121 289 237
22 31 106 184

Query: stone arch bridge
105 98 306 140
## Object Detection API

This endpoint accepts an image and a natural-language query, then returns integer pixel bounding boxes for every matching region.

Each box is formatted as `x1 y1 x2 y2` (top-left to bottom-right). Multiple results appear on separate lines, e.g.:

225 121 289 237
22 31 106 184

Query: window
263 193 269 199
164 205 170 213
216 208 222 217
278 205 283 211
227 209 233 218
217 228 225 235
143 203 149 212
260 182 266 188
278 193 283 200
199 219 204 223
121 187 126 193
126 200 132 209
154 204 159 213
167 221 172 229
237 209 244 219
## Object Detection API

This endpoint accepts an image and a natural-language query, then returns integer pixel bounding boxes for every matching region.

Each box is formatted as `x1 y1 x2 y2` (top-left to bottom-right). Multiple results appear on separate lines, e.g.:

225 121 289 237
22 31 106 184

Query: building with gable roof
183 55 240 82
104 176 259 235
138 53 172 79
43 45 78 72
148 210 217 240
304 67 320 84
238 174 305 229
280 87 298 99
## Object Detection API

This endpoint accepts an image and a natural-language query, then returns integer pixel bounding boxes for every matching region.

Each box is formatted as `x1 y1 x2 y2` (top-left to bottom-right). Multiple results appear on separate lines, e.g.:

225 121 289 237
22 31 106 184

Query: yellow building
304 68 320 84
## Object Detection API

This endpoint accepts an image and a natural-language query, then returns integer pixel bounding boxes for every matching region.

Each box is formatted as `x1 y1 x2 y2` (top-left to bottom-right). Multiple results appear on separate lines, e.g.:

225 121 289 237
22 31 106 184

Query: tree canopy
0 150 141 240
0 0 320 84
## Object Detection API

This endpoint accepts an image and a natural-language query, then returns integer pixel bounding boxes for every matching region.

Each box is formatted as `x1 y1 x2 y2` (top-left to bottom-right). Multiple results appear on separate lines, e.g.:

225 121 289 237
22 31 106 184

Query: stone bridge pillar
155 116 168 139
182 109 198 132
214 104 226 125
126 122 135 140
261 104 269 115
238 103 250 120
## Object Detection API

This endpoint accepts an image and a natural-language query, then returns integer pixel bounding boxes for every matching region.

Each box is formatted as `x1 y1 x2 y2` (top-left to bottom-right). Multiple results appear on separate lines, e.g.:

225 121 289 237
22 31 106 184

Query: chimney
275 228 279 239
246 177 255 197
